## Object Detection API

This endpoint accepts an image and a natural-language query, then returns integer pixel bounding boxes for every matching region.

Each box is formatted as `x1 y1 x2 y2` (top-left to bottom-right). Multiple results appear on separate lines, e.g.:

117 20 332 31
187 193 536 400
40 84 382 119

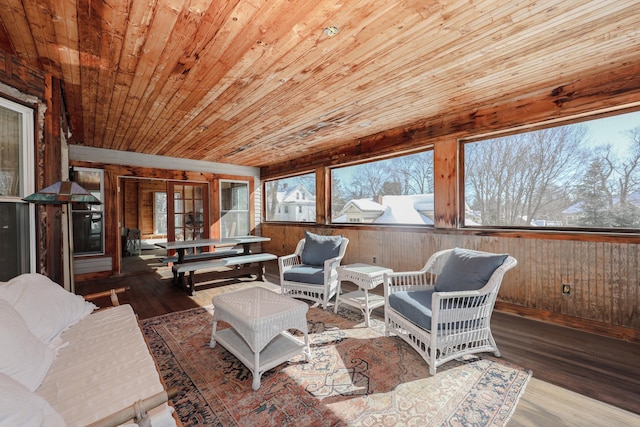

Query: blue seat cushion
389 289 487 332
300 231 343 266
434 248 508 292
283 264 325 285
388 289 435 331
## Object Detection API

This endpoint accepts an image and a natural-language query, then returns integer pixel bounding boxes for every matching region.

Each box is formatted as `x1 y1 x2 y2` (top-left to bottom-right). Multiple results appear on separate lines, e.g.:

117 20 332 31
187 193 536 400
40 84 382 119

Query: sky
582 110 640 151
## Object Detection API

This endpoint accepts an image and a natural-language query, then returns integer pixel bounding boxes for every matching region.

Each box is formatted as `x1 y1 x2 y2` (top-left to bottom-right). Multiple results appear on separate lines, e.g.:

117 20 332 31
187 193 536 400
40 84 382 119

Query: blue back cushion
300 231 343 266
434 248 508 292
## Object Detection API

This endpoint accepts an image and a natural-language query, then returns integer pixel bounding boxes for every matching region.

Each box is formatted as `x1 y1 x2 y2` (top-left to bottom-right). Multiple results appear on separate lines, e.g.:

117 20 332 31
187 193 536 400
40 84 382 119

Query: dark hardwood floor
77 259 640 426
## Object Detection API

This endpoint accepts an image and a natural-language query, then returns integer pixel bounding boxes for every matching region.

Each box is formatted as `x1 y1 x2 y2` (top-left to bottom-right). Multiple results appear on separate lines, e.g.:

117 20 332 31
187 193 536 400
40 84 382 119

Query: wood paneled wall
262 223 640 342
0 52 66 283
71 160 256 277
122 179 166 238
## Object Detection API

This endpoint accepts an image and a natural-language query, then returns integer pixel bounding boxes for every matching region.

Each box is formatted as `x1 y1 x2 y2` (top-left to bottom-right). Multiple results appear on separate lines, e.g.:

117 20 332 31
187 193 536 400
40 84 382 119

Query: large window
464 110 640 229
0 98 34 281
72 168 104 254
331 150 434 225
265 173 316 222
220 180 249 237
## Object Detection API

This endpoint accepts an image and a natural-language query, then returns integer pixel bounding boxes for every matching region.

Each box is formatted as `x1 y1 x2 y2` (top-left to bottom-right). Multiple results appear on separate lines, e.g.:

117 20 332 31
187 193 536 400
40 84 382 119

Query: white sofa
0 273 177 427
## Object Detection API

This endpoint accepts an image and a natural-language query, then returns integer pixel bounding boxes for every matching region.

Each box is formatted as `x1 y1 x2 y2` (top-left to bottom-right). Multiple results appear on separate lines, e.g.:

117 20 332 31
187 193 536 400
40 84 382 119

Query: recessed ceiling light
324 26 339 37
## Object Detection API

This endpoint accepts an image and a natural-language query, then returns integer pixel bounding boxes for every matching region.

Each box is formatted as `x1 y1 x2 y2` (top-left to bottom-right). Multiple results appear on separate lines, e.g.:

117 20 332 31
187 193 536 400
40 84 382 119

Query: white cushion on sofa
0 299 55 392
0 273 96 344
0 372 66 427
37 304 175 427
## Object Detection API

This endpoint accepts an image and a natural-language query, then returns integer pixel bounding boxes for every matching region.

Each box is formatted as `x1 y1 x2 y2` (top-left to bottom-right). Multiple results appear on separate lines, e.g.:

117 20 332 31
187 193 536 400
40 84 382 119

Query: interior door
167 181 209 253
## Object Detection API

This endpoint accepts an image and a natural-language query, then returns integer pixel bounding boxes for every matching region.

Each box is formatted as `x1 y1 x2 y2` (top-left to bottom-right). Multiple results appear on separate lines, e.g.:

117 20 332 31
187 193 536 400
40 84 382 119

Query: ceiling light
324 26 339 37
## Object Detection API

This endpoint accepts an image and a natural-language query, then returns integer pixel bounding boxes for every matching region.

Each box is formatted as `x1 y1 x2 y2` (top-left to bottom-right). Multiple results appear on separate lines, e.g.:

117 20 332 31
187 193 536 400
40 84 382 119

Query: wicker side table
334 263 392 327
210 287 311 390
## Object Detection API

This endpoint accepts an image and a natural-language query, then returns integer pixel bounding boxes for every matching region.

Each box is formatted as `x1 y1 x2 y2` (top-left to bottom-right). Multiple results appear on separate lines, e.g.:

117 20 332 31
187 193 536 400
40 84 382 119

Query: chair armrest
278 253 302 272
86 388 178 427
323 255 344 272
84 287 130 307
384 270 435 296
433 289 484 300
431 289 498 324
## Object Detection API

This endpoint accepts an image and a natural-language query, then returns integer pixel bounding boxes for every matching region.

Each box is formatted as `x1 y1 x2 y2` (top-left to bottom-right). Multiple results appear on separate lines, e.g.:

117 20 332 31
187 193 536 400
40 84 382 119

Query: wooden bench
172 253 278 295
164 248 246 284
162 248 245 265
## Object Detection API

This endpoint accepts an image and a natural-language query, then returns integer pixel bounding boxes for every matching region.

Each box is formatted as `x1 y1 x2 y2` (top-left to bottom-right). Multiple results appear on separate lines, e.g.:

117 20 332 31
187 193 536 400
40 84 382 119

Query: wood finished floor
78 258 640 426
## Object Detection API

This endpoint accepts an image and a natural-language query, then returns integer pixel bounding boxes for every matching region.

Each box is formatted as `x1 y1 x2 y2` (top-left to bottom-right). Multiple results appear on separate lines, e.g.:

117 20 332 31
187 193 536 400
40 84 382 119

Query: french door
166 181 209 253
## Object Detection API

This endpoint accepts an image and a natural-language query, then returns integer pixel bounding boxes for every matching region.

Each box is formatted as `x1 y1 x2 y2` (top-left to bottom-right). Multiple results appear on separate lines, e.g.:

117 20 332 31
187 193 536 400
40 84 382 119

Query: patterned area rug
142 302 531 426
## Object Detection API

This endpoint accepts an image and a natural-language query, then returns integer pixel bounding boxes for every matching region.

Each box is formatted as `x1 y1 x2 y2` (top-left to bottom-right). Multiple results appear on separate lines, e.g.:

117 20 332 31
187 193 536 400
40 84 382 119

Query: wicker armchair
279 232 349 309
384 248 517 375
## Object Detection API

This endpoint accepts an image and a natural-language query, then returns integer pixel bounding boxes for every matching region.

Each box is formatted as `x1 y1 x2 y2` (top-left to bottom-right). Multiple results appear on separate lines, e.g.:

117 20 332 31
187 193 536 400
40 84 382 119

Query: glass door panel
220 181 249 238
167 182 209 253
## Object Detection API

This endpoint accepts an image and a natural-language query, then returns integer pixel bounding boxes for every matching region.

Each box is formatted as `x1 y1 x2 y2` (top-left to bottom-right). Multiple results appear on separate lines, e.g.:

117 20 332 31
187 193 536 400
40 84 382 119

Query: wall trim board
495 302 640 344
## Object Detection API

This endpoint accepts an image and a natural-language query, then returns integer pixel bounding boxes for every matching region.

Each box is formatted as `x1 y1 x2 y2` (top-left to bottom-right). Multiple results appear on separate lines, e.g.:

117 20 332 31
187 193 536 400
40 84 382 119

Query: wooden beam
261 62 640 179
433 138 458 228
43 75 63 283
316 166 328 225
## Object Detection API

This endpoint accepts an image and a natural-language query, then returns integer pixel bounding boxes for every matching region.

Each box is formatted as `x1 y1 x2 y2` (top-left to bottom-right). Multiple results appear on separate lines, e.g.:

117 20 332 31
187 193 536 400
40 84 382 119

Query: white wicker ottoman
209 287 311 390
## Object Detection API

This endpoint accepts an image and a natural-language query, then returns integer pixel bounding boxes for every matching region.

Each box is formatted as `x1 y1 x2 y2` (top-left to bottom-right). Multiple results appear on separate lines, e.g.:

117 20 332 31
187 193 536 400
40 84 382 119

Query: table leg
252 351 261 390
174 248 186 285
177 248 186 263
333 280 343 314
209 320 218 348
303 331 311 362
364 289 371 327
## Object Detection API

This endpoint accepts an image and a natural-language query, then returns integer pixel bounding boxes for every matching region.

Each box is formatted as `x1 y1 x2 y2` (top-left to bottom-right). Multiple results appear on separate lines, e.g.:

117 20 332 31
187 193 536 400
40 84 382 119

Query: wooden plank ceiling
1 0 639 168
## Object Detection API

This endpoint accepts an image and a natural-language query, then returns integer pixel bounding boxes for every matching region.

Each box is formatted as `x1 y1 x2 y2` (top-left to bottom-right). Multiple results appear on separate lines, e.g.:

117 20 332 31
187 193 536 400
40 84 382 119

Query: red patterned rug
141 302 531 426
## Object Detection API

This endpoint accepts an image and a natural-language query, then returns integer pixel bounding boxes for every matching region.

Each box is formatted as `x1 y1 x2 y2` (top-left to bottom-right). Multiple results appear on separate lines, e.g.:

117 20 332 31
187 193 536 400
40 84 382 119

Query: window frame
329 148 436 226
263 172 317 223
220 179 250 237
154 191 167 235
71 167 105 256
460 108 640 234
0 96 36 278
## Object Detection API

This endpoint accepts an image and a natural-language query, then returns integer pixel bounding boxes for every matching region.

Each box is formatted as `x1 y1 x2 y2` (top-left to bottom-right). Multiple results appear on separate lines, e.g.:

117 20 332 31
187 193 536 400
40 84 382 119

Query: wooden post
433 137 459 229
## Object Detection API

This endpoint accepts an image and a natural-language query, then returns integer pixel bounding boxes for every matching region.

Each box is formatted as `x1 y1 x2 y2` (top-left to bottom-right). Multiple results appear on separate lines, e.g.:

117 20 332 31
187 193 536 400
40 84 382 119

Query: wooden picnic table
157 236 271 263
156 236 273 294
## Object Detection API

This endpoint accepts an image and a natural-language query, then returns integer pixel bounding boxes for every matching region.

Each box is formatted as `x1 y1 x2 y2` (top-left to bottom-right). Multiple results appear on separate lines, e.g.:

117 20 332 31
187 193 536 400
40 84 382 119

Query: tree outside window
464 111 640 229
331 150 435 225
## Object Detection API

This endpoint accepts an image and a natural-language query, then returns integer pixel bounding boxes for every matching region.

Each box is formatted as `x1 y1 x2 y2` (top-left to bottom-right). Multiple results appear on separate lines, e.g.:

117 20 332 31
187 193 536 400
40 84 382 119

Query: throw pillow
434 248 508 292
0 373 66 427
0 299 55 392
300 231 343 266
0 273 96 344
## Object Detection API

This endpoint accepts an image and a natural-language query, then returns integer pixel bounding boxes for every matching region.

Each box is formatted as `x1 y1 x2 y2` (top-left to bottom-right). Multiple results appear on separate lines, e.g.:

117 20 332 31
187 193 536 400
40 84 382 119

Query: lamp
23 180 101 204
23 180 101 293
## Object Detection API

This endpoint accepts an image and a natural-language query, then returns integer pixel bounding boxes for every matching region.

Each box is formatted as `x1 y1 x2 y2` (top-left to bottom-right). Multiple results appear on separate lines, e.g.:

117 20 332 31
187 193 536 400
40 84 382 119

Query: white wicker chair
279 236 349 309
384 248 517 375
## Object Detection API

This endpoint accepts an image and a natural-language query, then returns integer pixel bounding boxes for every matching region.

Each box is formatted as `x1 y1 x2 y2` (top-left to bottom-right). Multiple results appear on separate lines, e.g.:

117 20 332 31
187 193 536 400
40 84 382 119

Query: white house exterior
334 194 435 225
268 183 316 222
